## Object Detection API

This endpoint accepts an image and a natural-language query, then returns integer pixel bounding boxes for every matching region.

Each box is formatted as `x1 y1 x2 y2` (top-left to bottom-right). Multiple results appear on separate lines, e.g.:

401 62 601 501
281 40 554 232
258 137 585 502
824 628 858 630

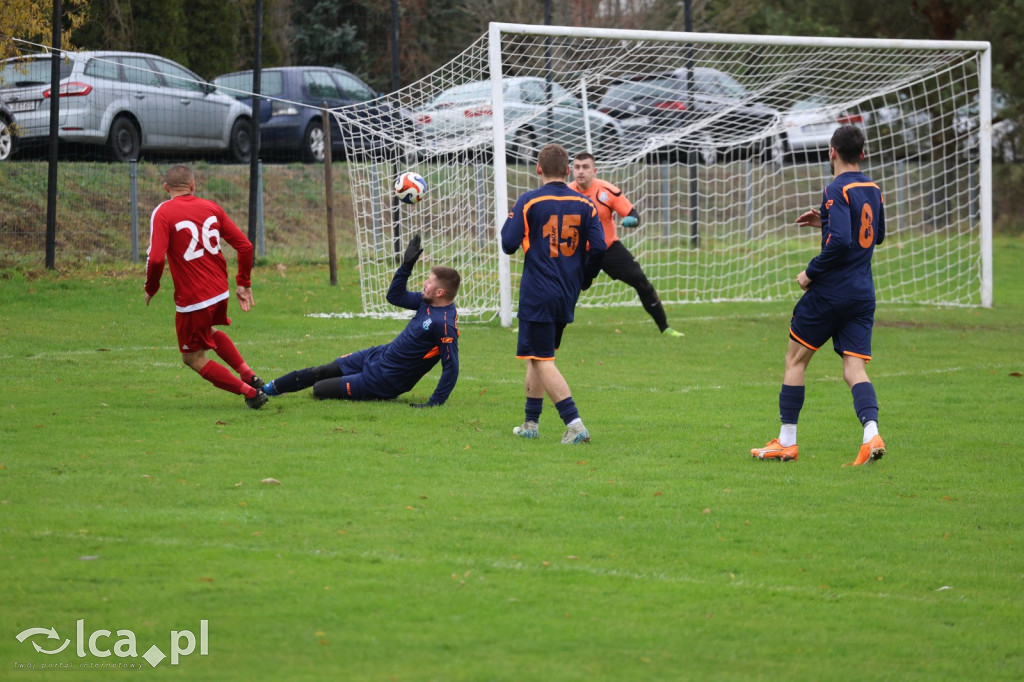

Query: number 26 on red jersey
175 216 222 261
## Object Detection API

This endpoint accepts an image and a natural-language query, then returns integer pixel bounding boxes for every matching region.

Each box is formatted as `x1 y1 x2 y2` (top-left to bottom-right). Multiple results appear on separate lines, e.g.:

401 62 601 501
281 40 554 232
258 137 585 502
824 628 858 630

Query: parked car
954 89 1018 163
863 91 934 161
0 100 15 161
213 66 413 162
782 97 866 162
413 76 623 164
0 51 253 162
597 67 784 164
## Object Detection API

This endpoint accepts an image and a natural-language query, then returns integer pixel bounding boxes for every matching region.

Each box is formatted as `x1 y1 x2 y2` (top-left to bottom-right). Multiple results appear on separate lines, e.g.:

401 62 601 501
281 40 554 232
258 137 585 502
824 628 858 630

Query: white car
954 90 1017 163
413 76 623 163
0 51 253 162
782 97 867 161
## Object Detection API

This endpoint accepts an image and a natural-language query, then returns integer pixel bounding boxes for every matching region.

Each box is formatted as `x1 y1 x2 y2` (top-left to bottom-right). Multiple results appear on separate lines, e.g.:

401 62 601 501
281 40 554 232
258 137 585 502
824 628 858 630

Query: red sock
212 330 254 382
199 360 256 397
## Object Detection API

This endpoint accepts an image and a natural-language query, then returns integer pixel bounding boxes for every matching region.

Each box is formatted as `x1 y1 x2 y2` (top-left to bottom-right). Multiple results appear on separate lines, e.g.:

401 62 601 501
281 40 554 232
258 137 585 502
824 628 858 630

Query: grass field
2 238 1023 680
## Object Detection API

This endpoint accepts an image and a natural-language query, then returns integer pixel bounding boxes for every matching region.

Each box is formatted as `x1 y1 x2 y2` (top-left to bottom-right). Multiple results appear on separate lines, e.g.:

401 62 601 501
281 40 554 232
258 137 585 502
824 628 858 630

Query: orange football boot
846 434 886 467
750 438 799 461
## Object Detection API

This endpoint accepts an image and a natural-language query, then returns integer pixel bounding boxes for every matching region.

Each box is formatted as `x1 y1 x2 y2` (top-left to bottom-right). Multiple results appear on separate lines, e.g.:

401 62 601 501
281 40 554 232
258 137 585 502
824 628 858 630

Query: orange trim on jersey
345 381 353 396
843 350 872 361
520 194 597 253
841 181 882 205
516 354 555 361
423 346 440 359
789 329 819 351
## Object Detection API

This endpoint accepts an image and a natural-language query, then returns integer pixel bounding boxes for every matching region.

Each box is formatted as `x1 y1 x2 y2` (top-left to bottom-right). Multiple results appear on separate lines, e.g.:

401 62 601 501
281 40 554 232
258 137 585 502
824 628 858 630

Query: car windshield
213 71 285 98
0 56 73 88
430 81 491 106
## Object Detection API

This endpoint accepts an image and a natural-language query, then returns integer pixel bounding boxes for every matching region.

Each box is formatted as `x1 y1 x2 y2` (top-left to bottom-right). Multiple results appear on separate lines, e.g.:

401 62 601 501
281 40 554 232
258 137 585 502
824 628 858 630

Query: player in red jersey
570 152 684 338
144 164 267 409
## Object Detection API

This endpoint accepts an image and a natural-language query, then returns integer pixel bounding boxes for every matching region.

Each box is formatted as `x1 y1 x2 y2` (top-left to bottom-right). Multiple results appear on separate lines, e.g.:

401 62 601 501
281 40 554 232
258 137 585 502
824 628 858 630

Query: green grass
2 239 1023 680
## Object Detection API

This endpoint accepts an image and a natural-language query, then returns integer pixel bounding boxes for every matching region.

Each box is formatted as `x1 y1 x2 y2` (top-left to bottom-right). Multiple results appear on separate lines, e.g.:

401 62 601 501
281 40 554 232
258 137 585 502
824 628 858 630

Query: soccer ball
394 171 427 205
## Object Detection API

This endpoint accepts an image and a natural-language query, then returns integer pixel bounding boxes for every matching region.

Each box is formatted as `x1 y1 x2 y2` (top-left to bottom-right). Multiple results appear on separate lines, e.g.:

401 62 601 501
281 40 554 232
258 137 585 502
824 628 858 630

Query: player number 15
541 215 580 258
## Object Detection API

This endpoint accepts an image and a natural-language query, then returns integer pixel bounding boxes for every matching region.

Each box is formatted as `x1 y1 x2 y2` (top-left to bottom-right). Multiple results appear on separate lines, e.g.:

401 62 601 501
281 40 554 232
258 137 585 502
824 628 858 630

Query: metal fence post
130 160 139 263
257 160 265 258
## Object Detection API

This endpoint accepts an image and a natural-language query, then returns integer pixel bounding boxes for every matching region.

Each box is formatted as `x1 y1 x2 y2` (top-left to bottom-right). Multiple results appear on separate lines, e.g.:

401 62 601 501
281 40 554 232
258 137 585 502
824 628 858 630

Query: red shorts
174 299 231 354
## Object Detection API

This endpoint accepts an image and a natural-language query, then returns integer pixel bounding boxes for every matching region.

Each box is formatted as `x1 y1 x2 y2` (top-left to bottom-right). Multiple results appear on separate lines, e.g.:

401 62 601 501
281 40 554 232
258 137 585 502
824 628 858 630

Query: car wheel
229 118 253 164
759 132 786 168
685 131 716 165
508 127 535 165
107 116 141 162
302 120 325 163
0 117 15 161
592 126 616 157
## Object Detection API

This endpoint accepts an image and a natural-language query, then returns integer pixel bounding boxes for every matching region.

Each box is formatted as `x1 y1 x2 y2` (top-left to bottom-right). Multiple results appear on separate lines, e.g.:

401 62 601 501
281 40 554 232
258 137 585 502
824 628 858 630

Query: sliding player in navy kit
501 143 606 444
751 125 887 466
262 235 460 407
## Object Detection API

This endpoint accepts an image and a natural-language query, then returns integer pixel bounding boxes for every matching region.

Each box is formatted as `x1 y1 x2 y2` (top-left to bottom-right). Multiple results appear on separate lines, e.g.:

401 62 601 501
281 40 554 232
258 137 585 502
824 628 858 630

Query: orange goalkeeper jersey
569 178 633 245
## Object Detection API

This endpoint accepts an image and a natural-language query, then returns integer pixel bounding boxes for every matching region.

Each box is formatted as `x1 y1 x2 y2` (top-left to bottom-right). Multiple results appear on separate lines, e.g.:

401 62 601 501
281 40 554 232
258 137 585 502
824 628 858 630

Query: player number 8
858 203 874 248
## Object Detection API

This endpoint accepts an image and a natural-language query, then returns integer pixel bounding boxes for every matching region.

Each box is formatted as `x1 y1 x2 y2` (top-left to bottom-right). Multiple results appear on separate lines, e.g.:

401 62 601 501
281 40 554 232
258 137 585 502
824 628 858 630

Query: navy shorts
789 289 875 360
516 320 567 360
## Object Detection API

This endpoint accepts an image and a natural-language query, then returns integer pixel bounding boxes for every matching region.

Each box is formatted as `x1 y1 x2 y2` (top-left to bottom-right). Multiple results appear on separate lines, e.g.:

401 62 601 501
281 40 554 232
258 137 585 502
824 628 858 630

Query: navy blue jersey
500 181 606 323
355 264 459 405
805 171 885 301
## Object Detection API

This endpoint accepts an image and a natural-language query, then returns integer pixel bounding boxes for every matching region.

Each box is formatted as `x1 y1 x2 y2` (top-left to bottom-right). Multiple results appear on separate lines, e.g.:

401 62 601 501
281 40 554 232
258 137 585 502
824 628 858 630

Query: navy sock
779 384 805 424
525 397 544 423
268 368 316 394
554 397 580 425
851 382 879 425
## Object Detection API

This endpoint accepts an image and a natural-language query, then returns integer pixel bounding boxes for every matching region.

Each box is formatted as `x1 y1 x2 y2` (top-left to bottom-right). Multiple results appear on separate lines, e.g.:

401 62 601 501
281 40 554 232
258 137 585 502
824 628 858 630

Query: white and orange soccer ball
394 171 427 205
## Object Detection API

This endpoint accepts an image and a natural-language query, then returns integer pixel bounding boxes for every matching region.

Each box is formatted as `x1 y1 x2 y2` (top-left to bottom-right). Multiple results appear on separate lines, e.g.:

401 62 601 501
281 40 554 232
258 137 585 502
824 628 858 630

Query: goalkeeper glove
403 234 423 269
621 216 639 228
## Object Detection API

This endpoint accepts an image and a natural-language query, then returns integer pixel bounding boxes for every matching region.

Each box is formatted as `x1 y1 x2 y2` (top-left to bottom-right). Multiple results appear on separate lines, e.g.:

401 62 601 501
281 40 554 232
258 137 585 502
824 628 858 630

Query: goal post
332 25 993 323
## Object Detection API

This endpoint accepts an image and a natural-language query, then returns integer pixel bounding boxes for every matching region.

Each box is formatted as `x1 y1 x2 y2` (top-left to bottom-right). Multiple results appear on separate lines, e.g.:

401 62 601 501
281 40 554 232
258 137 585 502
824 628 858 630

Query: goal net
332 24 993 324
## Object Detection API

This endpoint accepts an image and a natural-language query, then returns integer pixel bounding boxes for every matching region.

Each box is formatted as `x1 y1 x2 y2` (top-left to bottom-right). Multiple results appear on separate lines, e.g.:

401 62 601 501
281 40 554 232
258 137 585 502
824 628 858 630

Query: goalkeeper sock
211 330 253 382
525 397 543 423
199 360 255 397
554 397 580 426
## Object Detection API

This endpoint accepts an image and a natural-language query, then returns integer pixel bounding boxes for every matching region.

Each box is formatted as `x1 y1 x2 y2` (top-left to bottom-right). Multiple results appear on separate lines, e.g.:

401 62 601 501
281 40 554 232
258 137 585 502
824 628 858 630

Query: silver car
413 76 623 164
0 51 253 162
0 100 15 161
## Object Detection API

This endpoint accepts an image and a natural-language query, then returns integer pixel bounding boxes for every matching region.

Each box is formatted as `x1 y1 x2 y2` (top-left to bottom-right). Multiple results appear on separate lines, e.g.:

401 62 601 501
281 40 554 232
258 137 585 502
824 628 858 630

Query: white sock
567 417 583 428
779 423 797 447
863 420 879 444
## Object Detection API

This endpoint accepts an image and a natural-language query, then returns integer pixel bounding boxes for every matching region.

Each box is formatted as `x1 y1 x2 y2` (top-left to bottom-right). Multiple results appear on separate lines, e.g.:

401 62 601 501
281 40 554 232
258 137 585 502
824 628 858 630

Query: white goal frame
333 24 993 324
488 24 992 325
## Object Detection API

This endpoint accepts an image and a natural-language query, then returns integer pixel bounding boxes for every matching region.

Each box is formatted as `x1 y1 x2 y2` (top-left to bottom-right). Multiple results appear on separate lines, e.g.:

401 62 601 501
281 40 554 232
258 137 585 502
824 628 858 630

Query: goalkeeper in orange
569 152 684 337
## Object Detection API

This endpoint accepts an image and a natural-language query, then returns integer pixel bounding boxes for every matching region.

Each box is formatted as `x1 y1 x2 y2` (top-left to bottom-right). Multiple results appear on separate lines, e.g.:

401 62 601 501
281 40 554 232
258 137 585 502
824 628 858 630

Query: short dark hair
431 266 461 299
830 125 866 164
165 164 194 190
537 143 569 178
573 152 596 164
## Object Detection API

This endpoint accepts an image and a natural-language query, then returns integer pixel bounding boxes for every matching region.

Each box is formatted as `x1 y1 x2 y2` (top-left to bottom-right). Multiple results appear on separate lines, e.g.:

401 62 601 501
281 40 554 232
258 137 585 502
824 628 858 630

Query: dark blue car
213 66 411 162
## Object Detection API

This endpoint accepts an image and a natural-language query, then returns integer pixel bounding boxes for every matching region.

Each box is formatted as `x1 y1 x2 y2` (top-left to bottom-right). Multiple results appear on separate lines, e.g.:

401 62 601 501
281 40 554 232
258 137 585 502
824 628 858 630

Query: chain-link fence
0 159 353 269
